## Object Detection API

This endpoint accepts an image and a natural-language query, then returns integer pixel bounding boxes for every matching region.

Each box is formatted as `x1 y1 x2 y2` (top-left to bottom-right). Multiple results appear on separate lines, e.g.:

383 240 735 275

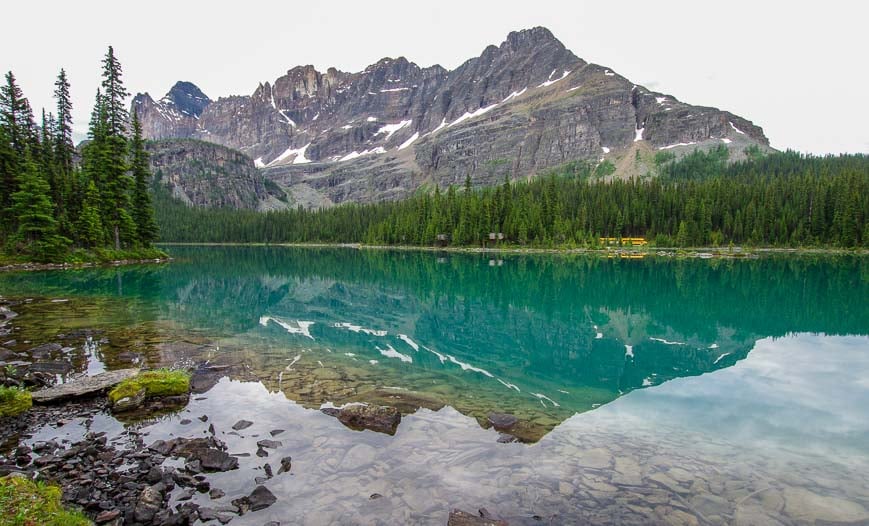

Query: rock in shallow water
256 439 282 449
196 448 239 472
487 413 518 430
232 485 277 513
31 368 139 403
328 404 401 435
231 419 253 431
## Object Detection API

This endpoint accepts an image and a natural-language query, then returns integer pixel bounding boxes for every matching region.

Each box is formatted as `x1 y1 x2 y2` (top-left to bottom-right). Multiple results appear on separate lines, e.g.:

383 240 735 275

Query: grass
107 369 190 405
0 387 32 418
0 476 91 526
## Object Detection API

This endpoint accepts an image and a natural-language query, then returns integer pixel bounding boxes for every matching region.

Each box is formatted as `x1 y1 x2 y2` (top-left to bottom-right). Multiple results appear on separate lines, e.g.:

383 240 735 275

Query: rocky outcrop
134 27 771 208
145 139 288 210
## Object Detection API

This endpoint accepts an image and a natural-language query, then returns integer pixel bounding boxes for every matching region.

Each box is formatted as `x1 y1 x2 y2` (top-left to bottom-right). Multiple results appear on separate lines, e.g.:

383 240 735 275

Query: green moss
0 476 92 525
108 369 190 404
0 387 32 418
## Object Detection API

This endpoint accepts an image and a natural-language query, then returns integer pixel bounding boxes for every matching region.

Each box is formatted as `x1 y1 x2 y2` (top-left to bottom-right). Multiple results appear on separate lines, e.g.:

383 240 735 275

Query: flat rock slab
31 368 140 403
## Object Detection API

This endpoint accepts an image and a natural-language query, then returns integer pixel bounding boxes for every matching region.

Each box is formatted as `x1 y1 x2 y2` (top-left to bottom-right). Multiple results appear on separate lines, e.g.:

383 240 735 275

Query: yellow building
599 237 648 246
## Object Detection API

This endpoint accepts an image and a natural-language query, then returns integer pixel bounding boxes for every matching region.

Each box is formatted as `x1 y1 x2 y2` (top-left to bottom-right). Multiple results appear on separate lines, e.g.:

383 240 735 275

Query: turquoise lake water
2 247 868 524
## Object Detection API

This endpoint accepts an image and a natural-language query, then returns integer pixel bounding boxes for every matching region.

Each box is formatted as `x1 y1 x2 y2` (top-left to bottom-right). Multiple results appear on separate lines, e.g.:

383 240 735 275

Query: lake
2 246 868 525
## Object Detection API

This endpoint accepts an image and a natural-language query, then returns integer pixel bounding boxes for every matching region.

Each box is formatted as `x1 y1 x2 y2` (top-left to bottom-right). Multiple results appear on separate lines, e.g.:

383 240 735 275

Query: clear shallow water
3 247 869 524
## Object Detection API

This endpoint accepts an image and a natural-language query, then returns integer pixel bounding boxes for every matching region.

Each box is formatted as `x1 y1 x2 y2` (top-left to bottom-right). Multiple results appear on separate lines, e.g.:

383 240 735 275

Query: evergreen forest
155 147 868 249
0 47 160 263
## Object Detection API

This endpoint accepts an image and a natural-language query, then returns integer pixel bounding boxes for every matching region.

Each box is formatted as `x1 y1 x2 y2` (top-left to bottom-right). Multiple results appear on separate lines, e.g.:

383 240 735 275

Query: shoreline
156 242 868 258
0 257 172 273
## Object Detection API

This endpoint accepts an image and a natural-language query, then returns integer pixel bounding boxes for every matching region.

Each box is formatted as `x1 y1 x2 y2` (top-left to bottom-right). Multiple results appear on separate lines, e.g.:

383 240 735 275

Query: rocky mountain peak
503 26 564 53
133 26 771 209
163 81 211 118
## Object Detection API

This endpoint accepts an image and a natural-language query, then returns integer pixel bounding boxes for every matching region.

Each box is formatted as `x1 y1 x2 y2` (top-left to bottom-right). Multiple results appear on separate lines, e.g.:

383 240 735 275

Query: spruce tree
129 112 158 246
39 110 62 212
96 47 134 249
1 72 36 229
53 68 75 176
74 179 105 247
0 125 17 233
0 71 37 155
100 46 129 137
10 150 70 261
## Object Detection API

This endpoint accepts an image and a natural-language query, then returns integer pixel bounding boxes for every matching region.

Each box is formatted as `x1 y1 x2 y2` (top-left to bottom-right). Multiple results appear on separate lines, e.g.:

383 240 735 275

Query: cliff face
134 27 770 208
145 139 287 210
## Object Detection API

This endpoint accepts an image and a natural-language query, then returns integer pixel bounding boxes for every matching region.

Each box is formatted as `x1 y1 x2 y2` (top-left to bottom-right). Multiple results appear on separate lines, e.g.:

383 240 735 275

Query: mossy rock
0 475 92 525
0 386 32 418
108 369 191 407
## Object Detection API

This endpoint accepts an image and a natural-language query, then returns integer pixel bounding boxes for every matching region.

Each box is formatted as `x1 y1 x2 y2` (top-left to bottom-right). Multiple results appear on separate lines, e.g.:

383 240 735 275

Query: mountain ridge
134 27 770 207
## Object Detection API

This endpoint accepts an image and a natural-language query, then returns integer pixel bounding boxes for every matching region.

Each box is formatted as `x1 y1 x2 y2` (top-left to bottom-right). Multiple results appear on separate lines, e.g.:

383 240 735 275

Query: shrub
0 387 32 418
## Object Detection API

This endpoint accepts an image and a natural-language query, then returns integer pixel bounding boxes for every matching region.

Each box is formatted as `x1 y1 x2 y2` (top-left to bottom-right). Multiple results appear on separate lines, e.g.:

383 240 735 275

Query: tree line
0 47 158 262
155 147 868 248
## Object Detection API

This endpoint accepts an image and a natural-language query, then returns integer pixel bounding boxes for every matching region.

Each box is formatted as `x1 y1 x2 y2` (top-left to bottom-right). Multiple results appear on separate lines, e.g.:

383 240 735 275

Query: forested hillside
0 48 161 263
155 148 868 248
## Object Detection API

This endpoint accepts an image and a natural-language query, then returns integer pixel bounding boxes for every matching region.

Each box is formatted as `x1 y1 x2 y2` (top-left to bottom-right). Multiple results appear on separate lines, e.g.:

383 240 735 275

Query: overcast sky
2 0 866 154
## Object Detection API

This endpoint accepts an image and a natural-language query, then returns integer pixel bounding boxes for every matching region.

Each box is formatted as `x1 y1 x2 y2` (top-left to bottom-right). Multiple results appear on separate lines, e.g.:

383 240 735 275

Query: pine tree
129 112 158 246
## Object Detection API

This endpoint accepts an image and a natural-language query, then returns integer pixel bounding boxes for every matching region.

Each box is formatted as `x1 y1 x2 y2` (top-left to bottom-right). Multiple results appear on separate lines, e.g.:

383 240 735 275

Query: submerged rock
27 342 62 357
231 419 253 431
447 509 509 526
487 413 518 430
28 361 72 375
328 404 401 435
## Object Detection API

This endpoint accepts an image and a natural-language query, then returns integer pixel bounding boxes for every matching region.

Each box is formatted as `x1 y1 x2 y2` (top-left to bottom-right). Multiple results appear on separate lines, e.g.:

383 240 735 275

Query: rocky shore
0 257 171 273
1 296 522 525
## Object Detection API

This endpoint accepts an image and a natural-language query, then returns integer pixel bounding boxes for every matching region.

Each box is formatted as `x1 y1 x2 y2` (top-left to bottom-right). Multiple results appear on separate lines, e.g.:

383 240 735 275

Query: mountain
133 27 770 208
146 139 287 210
